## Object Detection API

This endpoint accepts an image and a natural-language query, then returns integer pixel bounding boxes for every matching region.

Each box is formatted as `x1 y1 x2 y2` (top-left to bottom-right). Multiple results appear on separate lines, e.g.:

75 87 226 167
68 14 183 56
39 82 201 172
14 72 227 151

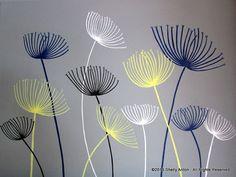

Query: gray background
0 0 235 177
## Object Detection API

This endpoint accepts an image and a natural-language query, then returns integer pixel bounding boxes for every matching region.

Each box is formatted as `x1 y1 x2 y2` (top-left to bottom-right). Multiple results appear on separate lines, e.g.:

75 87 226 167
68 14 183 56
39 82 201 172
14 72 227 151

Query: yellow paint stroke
154 87 182 177
30 113 37 177
82 134 108 177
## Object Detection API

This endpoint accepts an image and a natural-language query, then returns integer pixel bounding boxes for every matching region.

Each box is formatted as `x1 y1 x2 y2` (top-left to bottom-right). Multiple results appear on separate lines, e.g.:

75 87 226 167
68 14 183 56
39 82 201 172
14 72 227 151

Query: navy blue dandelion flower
23 32 69 177
151 25 225 177
1 116 44 177
172 105 209 177
66 65 119 177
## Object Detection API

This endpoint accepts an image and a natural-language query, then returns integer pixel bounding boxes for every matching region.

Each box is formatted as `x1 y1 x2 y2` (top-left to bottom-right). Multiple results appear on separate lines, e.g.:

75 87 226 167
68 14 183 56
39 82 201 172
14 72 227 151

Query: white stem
205 136 215 177
81 40 97 177
142 125 147 177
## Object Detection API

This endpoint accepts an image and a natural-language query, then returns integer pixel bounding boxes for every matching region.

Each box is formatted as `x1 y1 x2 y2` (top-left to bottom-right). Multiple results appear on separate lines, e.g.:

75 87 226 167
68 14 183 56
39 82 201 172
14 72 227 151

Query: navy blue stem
40 59 65 177
95 96 114 177
22 139 45 177
160 67 186 177
191 131 202 177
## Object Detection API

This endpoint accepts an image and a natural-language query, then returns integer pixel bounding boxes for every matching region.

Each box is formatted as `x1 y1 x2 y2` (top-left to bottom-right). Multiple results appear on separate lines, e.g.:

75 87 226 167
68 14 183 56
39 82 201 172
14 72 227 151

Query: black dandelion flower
1 116 44 177
66 66 119 96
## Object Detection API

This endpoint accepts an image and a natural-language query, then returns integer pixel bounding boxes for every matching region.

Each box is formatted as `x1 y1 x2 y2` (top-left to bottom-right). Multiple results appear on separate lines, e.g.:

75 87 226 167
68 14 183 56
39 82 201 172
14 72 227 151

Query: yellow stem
30 113 37 177
82 134 108 177
153 87 182 177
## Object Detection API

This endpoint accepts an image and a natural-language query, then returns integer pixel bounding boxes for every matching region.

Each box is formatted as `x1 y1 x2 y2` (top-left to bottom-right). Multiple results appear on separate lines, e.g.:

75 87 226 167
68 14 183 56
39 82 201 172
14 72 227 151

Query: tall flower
66 66 119 177
172 105 209 177
23 32 69 177
79 11 127 177
123 49 183 177
1 116 44 177
14 79 69 177
204 109 236 177
122 104 159 177
82 106 137 177
151 25 225 177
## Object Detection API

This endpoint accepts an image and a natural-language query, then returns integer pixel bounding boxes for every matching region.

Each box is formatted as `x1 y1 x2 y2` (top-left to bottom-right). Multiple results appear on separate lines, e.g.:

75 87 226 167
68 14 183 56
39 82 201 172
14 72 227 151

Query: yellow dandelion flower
123 49 174 88
82 106 137 177
13 79 69 177
123 49 183 177
14 79 69 116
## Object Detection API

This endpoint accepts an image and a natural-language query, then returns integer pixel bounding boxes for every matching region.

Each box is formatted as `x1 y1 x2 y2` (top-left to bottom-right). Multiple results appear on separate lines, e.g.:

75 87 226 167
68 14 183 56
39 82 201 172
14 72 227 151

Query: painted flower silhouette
66 66 119 177
86 11 126 49
1 116 44 177
151 25 224 71
66 66 119 96
151 25 225 177
79 11 127 177
23 32 69 60
122 104 159 177
123 49 174 88
14 79 69 177
172 105 209 177
123 49 183 177
82 106 137 177
204 109 236 177
23 32 69 177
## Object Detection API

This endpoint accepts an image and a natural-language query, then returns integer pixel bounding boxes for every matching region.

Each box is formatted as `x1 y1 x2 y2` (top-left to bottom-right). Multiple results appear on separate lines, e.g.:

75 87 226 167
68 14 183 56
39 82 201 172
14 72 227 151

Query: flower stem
82 134 108 177
191 130 202 177
153 86 182 177
22 138 45 177
40 58 65 177
160 67 185 177
142 125 147 177
96 96 115 177
30 113 37 177
205 136 215 177
81 40 98 177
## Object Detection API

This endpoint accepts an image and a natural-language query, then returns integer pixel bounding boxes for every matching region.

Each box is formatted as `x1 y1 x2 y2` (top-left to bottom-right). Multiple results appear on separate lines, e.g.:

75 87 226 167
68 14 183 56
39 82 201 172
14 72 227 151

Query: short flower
66 66 119 96
172 105 208 131
204 109 236 141
14 79 70 116
121 104 159 125
1 116 34 141
96 106 138 148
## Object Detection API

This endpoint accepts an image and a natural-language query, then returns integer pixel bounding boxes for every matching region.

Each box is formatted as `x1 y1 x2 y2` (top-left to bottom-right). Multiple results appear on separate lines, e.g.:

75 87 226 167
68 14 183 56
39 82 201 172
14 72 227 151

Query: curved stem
191 131 202 177
205 136 214 177
40 58 65 177
81 40 98 177
95 96 114 177
82 134 108 177
22 139 45 177
30 113 37 177
160 67 185 177
142 125 147 177
153 87 182 177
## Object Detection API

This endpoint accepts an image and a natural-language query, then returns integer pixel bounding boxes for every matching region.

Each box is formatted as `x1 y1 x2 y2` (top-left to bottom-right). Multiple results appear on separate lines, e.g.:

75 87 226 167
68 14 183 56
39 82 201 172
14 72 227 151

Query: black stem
22 139 45 177
160 67 186 177
40 58 65 177
95 95 114 177
191 131 202 177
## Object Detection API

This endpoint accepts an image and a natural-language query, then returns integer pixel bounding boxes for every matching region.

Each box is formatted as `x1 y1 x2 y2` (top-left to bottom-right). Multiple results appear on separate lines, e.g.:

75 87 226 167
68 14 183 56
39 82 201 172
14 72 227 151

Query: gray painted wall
0 0 235 177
